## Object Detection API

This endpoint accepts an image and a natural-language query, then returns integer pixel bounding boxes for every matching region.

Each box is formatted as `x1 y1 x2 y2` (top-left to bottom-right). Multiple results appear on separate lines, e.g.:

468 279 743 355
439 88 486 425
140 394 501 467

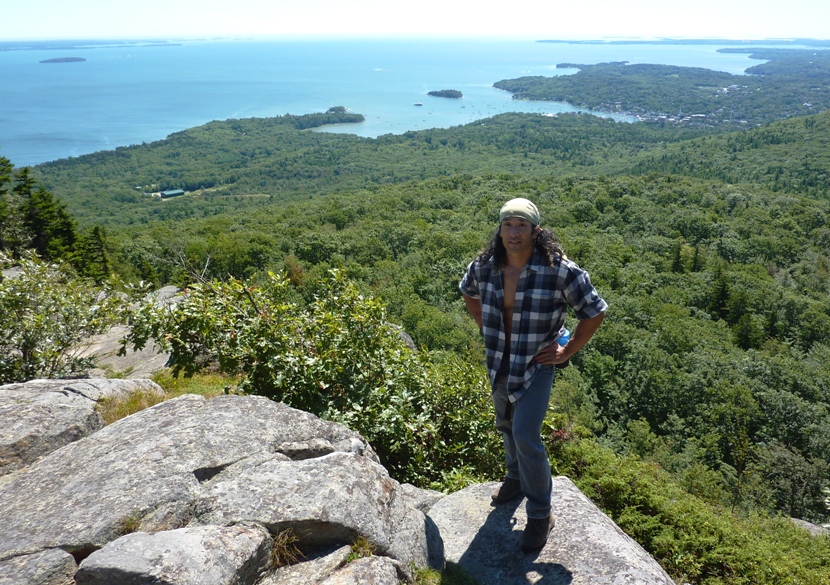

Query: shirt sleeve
563 264 608 320
459 260 480 299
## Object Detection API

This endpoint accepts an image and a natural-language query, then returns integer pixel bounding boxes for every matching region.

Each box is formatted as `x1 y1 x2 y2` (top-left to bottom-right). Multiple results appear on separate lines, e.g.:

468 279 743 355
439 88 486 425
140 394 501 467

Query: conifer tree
0 165 35 257
1 162 82 264
11 167 36 198
0 157 12 251
74 225 110 281
23 186 77 261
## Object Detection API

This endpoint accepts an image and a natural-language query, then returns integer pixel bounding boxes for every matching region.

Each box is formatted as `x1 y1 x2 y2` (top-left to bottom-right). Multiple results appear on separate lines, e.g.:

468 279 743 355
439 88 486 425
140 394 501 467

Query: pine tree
74 225 110 281
11 167 36 198
708 265 730 321
23 185 77 262
0 157 12 251
0 165 35 257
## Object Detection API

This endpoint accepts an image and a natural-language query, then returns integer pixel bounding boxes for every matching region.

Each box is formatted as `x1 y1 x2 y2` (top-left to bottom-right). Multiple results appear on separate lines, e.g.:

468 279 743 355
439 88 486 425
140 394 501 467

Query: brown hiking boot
520 512 555 552
491 476 522 504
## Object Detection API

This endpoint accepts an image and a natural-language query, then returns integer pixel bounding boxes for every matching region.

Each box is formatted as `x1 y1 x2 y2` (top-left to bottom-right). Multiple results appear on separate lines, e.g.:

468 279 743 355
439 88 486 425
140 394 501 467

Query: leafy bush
122 270 500 486
0 252 122 383
551 437 830 584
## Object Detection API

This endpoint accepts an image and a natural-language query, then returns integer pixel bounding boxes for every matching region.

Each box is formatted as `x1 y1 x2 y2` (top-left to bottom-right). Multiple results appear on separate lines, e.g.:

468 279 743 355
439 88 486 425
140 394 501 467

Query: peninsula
493 48 830 128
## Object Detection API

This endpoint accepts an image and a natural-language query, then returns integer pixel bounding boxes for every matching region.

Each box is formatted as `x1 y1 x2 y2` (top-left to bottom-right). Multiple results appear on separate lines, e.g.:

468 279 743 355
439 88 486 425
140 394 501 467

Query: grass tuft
117 513 143 536
411 562 479 585
346 534 376 562
271 528 303 568
95 370 237 425
150 369 239 398
97 390 167 425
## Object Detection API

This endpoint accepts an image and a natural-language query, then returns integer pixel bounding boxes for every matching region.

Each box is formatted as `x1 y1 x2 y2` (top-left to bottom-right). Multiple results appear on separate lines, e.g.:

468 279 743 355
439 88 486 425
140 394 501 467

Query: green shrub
122 270 499 487
0 252 122 383
551 437 830 584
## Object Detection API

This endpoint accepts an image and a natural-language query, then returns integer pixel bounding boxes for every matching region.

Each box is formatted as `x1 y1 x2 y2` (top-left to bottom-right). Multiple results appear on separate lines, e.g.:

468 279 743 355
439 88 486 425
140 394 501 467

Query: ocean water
0 38 771 167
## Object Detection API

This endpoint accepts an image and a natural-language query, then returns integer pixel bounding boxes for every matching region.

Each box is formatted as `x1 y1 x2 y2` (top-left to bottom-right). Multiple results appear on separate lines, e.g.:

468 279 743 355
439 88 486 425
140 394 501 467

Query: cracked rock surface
0 378 163 476
0 390 441 584
0 380 678 585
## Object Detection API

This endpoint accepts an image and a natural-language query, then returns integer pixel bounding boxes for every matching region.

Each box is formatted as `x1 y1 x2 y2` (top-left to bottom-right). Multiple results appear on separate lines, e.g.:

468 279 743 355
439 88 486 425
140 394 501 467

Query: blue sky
4 0 830 41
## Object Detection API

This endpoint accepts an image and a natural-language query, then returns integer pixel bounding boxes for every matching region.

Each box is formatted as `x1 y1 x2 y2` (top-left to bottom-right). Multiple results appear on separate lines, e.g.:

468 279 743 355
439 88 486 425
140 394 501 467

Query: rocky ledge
0 379 675 584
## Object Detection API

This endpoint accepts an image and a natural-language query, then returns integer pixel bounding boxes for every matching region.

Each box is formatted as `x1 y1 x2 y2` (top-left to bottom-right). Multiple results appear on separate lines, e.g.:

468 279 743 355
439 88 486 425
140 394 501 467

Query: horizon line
2 34 830 45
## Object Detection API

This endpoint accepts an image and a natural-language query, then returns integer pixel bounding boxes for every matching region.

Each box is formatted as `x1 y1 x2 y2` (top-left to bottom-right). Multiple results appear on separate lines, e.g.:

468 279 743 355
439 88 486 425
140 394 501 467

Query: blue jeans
492 365 554 519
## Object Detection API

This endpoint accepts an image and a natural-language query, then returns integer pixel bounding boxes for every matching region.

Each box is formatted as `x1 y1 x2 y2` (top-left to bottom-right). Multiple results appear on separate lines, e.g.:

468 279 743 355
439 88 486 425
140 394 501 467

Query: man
459 197 607 551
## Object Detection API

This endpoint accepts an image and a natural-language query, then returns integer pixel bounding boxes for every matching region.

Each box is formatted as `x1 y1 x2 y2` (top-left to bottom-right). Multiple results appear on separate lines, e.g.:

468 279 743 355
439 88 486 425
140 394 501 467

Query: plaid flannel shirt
459 247 607 402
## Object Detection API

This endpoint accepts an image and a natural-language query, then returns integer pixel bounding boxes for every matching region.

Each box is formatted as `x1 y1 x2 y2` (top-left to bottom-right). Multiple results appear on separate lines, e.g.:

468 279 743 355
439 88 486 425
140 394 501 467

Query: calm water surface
0 38 771 166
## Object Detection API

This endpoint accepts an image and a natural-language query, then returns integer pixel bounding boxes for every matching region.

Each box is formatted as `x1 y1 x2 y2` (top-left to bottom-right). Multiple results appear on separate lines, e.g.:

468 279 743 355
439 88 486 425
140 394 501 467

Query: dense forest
3 47 830 583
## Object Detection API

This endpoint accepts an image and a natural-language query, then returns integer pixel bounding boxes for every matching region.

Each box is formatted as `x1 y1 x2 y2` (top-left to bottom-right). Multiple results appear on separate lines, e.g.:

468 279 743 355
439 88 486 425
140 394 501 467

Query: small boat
414 102 423 106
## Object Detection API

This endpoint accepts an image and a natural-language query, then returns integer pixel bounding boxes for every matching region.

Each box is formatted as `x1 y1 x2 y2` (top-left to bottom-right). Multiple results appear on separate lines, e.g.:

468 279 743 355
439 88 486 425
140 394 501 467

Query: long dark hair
476 226 565 268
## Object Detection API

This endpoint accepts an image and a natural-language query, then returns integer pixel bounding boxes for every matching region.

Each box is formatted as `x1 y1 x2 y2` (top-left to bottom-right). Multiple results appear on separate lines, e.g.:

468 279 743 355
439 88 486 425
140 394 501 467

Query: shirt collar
490 247 547 273
527 247 548 272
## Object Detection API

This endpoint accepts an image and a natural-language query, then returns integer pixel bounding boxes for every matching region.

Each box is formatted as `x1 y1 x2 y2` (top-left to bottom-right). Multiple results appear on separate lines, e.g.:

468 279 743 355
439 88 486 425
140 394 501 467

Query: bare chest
502 266 524 314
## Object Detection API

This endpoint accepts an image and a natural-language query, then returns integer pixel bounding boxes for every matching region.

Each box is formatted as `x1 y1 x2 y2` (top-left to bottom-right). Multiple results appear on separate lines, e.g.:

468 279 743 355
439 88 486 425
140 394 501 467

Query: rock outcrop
430 481 675 584
0 378 163 476
0 379 676 584
79 285 180 379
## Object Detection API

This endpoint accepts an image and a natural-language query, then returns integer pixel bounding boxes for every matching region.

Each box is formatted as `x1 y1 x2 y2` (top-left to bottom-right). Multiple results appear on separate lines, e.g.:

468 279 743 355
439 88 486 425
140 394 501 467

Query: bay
0 38 769 167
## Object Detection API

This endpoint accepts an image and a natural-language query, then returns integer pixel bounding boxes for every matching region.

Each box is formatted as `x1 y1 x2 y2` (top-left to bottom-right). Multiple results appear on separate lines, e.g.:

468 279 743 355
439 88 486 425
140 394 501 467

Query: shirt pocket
524 289 562 329
525 288 556 311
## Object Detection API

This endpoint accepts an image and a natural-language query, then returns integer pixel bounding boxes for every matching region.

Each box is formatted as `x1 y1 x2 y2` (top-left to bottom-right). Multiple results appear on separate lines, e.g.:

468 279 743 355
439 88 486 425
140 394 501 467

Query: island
428 89 463 99
40 57 87 64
